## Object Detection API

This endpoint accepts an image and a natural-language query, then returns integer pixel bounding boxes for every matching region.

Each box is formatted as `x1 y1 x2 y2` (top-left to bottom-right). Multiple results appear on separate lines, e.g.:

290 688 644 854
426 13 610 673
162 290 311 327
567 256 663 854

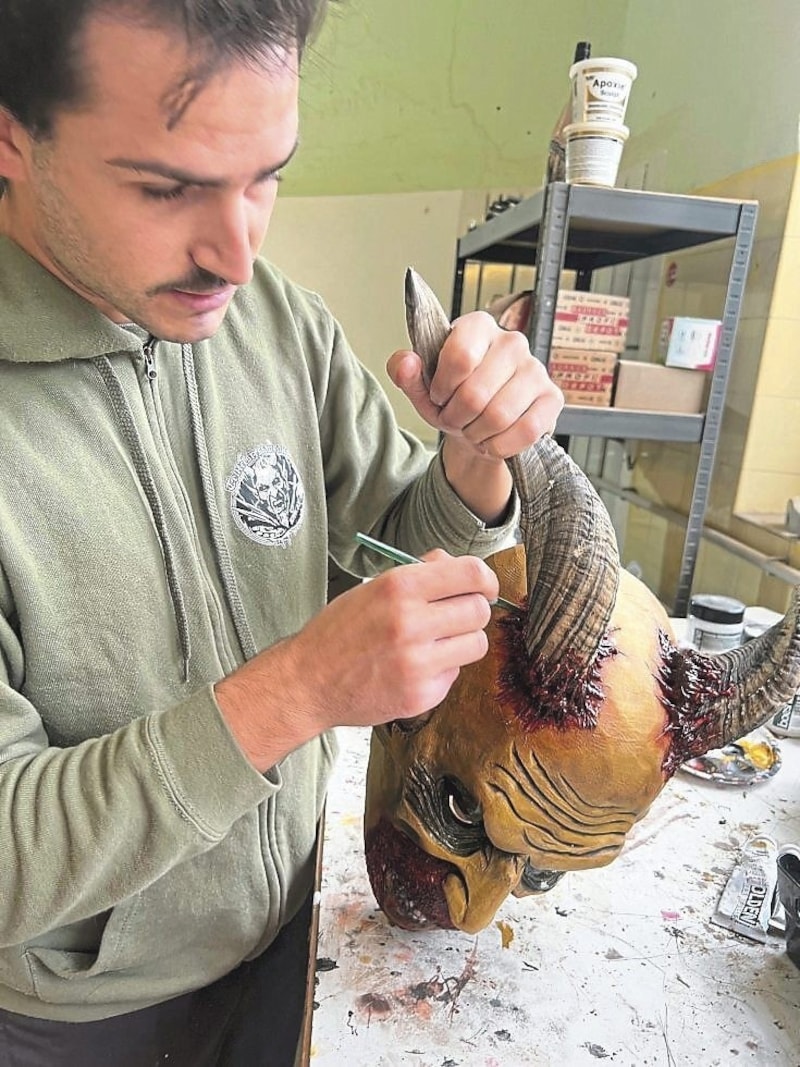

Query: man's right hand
214 550 500 772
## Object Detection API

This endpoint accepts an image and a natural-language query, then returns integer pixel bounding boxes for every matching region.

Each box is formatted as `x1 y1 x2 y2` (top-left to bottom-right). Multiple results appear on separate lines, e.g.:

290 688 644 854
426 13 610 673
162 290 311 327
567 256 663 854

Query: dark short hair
0 0 329 136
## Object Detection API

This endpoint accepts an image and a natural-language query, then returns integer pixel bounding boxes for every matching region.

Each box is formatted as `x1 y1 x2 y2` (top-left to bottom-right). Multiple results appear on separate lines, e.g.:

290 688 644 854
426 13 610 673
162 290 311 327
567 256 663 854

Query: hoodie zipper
143 337 158 381
135 337 241 674
138 335 195 678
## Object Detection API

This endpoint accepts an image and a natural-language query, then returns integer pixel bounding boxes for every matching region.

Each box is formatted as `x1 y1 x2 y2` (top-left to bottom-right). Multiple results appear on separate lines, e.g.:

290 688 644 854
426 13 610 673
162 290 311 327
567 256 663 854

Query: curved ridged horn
668 586 800 759
508 442 619 666
404 267 620 673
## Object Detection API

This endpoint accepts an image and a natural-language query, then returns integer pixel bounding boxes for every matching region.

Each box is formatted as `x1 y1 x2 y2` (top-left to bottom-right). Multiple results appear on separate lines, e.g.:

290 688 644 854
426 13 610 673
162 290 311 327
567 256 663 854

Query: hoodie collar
0 236 143 364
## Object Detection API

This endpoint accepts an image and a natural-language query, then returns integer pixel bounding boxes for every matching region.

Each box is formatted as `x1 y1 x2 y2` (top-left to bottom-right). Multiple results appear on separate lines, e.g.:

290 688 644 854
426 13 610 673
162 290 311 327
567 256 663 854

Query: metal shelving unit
451 181 759 615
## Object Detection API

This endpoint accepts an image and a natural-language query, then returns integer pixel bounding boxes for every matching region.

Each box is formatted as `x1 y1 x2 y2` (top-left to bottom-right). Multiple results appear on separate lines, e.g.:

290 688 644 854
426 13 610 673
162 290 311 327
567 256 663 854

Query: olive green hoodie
0 237 518 1021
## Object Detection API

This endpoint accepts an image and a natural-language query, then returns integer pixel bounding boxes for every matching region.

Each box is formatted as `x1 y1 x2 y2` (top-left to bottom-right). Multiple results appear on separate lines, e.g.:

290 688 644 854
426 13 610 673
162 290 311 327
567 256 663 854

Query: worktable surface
309 723 800 1067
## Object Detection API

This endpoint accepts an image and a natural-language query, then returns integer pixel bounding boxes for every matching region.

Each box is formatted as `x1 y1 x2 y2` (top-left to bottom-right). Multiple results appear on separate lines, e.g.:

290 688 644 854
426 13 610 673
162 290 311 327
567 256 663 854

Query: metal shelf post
673 199 758 614
528 182 571 364
450 183 758 614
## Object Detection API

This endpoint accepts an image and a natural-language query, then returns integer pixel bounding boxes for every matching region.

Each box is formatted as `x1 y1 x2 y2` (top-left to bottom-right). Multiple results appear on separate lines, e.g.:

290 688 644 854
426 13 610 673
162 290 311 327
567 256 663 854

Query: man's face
4 13 299 341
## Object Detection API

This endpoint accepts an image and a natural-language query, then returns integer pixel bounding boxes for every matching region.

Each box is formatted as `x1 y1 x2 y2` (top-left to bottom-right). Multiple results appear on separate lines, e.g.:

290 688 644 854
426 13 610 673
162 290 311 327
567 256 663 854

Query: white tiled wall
622 155 800 610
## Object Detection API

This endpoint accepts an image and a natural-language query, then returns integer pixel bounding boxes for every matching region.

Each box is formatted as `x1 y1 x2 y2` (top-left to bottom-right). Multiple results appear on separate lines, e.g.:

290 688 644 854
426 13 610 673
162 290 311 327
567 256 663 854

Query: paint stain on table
496 919 515 948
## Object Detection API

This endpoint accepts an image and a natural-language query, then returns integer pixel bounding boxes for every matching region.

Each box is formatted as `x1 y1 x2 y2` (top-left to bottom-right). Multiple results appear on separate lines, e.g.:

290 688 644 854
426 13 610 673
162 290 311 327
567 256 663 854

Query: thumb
387 349 442 425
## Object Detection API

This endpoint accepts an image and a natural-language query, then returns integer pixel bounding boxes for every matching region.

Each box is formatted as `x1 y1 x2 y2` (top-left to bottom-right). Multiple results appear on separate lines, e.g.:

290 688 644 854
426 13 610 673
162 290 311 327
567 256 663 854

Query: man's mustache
149 268 231 296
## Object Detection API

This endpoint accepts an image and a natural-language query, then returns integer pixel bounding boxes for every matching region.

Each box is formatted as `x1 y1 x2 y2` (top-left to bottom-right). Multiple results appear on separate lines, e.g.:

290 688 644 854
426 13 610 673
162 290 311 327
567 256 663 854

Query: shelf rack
451 181 758 615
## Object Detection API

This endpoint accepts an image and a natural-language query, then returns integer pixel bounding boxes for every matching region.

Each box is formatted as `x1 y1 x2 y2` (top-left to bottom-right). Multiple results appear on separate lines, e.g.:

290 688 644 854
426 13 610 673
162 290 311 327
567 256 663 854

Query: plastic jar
569 57 638 125
687 594 745 653
564 122 629 187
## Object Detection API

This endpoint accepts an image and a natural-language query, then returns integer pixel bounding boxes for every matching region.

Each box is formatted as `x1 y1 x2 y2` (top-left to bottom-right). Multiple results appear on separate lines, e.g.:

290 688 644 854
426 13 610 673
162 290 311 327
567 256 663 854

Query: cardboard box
553 290 630 352
659 316 721 370
548 348 617 407
613 360 709 414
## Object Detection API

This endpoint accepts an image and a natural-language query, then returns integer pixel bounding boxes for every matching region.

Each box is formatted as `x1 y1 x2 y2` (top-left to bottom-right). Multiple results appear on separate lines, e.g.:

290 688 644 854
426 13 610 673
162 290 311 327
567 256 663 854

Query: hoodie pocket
24 896 140 1002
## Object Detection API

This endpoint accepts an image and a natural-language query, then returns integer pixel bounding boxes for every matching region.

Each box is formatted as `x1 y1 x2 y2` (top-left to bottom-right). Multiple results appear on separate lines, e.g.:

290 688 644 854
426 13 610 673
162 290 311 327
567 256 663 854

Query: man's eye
142 185 188 202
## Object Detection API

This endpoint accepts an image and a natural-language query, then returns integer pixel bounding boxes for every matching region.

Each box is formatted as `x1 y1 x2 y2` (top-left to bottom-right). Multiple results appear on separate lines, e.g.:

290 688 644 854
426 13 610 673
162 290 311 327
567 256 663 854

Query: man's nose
191 195 259 287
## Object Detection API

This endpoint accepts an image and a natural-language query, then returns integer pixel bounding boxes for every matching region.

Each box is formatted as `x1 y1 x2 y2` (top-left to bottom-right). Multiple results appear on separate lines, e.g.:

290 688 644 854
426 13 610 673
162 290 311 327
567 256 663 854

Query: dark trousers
0 891 313 1067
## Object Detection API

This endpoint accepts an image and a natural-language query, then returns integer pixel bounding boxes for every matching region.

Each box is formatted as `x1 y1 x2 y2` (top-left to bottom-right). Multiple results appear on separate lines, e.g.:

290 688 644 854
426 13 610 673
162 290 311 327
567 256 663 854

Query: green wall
288 0 629 195
621 0 800 192
287 0 800 198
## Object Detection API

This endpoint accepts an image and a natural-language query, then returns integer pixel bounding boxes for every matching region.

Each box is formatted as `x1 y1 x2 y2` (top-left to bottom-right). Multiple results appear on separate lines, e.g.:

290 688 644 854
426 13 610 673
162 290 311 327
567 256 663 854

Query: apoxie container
569 56 638 125
564 122 629 186
687 594 745 653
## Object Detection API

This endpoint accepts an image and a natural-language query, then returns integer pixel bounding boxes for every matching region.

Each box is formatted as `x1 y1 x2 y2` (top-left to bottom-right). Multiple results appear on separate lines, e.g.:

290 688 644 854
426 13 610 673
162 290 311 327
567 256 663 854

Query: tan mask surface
363 271 800 934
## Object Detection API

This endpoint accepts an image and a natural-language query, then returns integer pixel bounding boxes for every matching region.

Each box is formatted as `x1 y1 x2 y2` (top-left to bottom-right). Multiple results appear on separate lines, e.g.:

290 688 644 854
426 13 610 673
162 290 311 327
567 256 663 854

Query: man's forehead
56 12 300 184
76 11 299 125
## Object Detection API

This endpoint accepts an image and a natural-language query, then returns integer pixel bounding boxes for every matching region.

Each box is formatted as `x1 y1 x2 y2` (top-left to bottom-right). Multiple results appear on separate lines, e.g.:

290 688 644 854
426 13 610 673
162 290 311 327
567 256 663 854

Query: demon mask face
363 270 800 934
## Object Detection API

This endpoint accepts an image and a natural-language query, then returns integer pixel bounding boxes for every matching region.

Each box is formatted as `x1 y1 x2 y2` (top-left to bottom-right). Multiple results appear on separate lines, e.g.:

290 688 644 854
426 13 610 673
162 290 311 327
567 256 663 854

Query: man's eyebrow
106 142 299 187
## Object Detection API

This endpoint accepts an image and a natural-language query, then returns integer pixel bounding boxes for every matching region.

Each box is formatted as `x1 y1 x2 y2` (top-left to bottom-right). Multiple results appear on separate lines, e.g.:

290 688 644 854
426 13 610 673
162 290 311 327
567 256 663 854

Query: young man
0 1 562 1063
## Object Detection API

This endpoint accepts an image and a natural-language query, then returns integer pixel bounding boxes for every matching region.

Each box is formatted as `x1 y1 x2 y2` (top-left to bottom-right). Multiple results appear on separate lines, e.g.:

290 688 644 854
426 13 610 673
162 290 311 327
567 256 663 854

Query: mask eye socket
443 777 482 827
404 765 487 856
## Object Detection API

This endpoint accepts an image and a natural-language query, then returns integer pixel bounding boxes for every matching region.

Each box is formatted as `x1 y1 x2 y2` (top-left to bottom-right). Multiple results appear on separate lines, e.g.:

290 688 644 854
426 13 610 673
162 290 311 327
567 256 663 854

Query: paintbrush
354 531 520 612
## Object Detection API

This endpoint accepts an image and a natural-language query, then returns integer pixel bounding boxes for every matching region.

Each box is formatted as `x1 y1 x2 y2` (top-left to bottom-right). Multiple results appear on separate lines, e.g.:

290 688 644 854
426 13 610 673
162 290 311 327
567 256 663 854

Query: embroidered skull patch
226 443 305 547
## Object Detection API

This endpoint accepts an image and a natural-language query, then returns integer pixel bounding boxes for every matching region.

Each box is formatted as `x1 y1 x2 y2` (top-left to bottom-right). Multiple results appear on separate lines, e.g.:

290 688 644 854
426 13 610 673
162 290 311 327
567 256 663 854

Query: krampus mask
364 269 800 934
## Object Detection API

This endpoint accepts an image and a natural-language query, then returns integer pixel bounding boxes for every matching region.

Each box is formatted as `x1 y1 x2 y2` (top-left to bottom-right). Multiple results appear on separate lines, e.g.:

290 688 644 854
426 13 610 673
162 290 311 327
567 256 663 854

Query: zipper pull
143 338 157 381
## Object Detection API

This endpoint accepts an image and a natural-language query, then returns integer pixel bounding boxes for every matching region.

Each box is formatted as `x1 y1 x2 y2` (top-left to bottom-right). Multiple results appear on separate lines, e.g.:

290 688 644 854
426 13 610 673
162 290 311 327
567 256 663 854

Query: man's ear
0 108 30 184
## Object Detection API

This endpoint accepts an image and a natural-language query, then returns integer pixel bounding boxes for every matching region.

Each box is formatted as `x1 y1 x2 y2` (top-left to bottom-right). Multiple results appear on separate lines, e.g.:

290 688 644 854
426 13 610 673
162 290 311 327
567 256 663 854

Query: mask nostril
519 864 565 893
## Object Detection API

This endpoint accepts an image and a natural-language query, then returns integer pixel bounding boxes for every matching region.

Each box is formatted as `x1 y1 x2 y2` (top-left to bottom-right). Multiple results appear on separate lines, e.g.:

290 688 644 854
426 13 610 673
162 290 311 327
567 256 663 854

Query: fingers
407 548 500 614
389 311 565 457
366 558 495 720
428 311 504 408
372 556 496 638
463 379 565 459
435 315 561 436
296 552 499 730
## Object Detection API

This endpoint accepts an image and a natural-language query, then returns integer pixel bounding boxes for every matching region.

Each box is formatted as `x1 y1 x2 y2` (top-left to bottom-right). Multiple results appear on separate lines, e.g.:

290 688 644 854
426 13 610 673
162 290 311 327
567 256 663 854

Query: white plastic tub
564 122 629 187
570 56 638 125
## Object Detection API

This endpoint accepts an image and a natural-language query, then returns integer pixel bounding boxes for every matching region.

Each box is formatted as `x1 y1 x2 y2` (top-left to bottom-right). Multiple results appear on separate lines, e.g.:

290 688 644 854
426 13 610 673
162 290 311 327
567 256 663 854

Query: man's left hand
387 310 564 460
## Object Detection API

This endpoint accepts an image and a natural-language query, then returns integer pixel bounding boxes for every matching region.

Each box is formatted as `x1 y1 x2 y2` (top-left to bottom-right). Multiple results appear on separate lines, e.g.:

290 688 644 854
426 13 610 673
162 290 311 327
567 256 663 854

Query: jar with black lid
687 594 745 653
